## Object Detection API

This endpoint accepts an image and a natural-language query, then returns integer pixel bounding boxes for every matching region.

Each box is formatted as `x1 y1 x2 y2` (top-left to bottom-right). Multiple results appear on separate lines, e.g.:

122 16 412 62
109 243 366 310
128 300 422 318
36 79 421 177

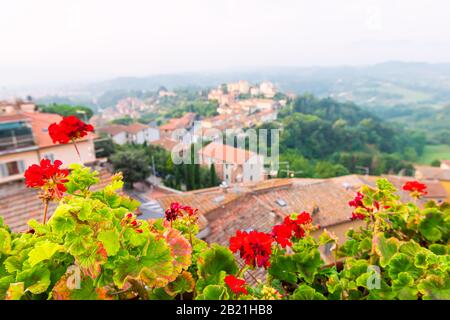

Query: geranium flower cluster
24 159 69 200
229 230 273 269
121 213 143 233
402 180 427 199
348 191 381 220
164 202 198 222
48 115 94 144
271 212 313 248
224 275 248 295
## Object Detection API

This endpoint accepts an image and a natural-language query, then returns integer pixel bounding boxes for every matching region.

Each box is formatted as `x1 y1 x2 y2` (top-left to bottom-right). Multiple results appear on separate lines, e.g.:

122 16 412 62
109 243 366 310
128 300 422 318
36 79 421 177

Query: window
250 175 253 181
42 153 54 163
0 160 25 177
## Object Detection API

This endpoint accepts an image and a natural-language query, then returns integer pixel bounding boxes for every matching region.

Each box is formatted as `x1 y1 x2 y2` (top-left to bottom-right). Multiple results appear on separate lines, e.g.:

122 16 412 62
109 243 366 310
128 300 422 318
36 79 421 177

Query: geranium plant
0 117 448 300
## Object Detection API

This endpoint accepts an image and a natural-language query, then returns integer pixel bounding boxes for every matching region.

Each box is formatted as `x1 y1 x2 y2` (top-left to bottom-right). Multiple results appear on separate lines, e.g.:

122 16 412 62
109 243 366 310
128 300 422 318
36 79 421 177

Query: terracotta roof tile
0 167 124 232
98 125 127 136
125 123 150 134
199 142 258 165
415 165 450 181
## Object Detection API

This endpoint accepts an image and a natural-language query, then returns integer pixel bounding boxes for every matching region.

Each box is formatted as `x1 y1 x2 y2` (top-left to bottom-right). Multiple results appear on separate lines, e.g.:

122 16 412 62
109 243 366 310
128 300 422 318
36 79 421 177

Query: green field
417 144 450 165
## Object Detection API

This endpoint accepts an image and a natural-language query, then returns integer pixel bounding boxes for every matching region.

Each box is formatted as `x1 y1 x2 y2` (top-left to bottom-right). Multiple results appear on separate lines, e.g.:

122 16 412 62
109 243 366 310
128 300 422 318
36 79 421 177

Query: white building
198 142 265 185
259 81 277 98
99 123 160 145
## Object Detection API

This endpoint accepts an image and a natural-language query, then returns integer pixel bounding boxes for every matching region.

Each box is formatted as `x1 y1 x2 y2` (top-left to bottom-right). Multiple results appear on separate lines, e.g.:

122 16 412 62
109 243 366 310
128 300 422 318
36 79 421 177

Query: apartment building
0 102 96 184
198 142 265 185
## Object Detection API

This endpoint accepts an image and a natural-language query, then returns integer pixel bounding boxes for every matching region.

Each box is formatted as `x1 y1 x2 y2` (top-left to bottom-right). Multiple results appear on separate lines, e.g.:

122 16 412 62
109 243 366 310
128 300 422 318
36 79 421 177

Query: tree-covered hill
262 95 427 177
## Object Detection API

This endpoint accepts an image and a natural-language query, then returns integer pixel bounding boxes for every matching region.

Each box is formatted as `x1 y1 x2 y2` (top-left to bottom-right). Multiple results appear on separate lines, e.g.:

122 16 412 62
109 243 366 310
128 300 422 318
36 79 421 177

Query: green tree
431 159 441 167
209 164 218 187
110 149 150 188
94 138 115 158
39 104 94 120
111 116 134 125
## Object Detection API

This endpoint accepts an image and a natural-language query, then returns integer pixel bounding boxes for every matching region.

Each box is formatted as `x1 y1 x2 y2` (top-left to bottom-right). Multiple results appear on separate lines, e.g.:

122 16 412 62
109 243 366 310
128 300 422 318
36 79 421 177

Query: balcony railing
0 134 35 151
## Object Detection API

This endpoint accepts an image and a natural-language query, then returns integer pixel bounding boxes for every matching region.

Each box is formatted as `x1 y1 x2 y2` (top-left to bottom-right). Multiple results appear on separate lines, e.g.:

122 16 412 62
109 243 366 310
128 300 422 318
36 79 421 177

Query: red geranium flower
48 115 94 144
24 159 69 200
229 230 273 269
271 223 293 248
224 275 248 295
348 192 368 220
351 212 365 220
271 212 312 247
165 202 198 222
348 192 365 208
402 181 427 198
121 212 143 233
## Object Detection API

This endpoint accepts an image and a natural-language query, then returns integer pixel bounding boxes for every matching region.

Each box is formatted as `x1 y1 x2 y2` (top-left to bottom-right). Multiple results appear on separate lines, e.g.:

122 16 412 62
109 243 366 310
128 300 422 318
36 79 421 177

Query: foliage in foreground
0 165 448 300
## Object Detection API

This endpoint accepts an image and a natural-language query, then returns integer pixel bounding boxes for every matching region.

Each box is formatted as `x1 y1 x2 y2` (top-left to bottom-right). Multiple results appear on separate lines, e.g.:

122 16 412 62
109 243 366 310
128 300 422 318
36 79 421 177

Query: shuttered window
0 160 26 177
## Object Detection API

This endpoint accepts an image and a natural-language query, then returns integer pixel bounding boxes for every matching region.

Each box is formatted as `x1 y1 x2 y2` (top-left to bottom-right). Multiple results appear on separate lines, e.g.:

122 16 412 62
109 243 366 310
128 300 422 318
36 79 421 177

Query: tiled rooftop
0 166 122 232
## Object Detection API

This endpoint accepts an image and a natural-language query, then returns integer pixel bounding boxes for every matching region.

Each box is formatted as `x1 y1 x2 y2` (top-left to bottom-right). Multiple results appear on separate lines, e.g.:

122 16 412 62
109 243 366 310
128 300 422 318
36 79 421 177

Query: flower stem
42 199 49 224
237 264 246 277
72 138 82 162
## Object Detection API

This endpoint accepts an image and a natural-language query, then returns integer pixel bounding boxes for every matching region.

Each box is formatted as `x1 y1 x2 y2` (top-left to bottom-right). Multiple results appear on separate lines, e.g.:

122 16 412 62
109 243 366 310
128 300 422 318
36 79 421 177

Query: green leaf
417 275 450 300
65 226 94 255
292 249 323 283
196 285 229 300
97 230 120 256
374 233 399 267
165 271 195 296
428 244 448 255
414 252 428 269
337 239 360 257
418 209 445 241
28 241 62 267
392 272 418 300
388 253 418 280
78 201 93 221
65 164 99 194
51 216 76 234
268 254 297 284
17 267 51 295
291 284 326 300
342 258 369 279
399 241 421 257
113 234 175 289
0 229 11 254
197 244 238 285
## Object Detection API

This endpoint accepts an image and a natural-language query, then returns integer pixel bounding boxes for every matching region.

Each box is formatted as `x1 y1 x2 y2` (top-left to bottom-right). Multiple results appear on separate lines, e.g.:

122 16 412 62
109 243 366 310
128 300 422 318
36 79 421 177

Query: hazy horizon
1 0 450 87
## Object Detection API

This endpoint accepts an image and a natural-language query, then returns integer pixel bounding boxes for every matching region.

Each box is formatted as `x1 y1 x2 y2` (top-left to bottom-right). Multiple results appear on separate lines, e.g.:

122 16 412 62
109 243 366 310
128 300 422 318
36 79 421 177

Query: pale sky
1 0 450 86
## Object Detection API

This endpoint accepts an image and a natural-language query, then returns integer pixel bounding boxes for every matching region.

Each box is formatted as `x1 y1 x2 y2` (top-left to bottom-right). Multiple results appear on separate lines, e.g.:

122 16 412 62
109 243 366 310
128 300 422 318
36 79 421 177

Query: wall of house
0 140 96 184
311 219 366 245
39 140 96 166
242 155 264 183
112 132 127 145
146 127 160 142
0 149 40 183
